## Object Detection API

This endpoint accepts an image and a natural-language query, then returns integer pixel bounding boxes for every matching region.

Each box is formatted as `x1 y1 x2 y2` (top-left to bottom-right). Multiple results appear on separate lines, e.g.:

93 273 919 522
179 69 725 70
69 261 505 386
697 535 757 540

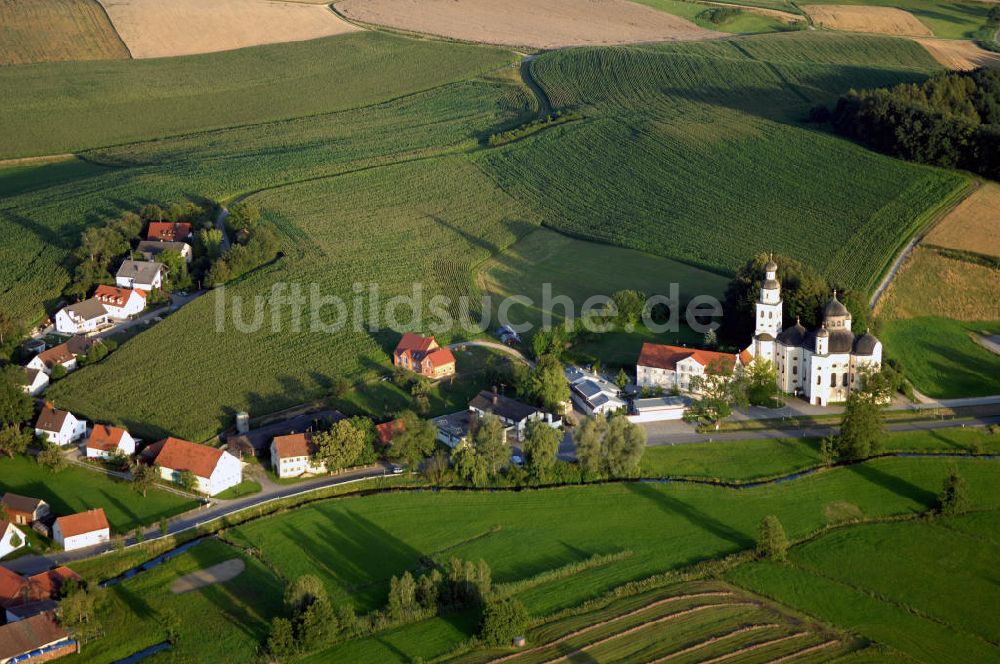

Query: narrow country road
520 54 552 117
448 339 534 367
215 205 232 253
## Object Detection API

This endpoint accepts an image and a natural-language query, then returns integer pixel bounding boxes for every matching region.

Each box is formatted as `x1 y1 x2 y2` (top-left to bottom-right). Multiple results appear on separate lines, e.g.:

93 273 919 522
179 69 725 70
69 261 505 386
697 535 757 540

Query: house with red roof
376 419 405 448
53 508 110 552
93 284 147 319
0 611 76 662
146 221 193 242
85 424 136 460
393 333 456 379
26 336 97 376
142 437 242 496
269 433 326 479
636 343 745 393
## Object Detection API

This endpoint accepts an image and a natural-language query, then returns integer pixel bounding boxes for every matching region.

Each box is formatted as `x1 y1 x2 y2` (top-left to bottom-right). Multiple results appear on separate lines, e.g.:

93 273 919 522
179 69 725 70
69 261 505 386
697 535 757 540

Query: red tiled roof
56 509 108 539
395 332 436 356
28 567 81 599
146 222 192 241
35 406 69 433
0 566 31 608
637 343 737 372
94 285 145 306
35 343 74 368
376 419 405 446
145 437 224 479
272 433 314 459
424 347 455 369
739 348 753 366
87 424 128 452
0 612 69 660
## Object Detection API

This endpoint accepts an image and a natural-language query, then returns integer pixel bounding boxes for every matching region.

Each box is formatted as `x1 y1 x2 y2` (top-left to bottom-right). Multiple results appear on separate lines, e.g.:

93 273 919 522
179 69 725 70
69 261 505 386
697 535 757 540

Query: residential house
136 240 193 263
146 222 193 242
270 433 326 479
393 333 456 379
468 389 560 442
376 419 404 448
53 299 110 335
53 508 110 552
0 612 76 663
115 260 165 291
141 437 242 496
1 494 50 526
0 567 80 621
567 367 625 416
636 343 744 393
432 411 472 449
0 521 26 559
19 368 48 396
94 285 147 319
26 336 97 375
85 424 136 459
34 406 87 446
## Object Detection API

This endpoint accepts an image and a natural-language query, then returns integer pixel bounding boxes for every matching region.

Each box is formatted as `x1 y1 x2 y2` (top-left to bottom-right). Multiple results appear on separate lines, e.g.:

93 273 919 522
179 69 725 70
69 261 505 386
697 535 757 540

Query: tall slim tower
755 255 782 338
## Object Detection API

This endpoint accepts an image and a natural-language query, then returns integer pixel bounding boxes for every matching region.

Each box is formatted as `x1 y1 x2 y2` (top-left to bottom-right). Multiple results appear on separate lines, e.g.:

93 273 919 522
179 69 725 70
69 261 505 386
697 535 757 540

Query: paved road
2 464 395 575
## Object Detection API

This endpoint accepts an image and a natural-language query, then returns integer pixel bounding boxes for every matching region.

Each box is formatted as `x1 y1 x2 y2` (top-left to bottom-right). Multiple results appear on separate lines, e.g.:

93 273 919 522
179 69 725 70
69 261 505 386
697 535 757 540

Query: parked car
511 455 524 467
390 464 405 474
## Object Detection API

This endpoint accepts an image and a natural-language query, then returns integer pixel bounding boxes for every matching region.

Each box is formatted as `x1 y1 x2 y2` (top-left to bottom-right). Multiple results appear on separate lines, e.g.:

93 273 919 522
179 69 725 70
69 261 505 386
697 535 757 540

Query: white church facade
744 258 882 407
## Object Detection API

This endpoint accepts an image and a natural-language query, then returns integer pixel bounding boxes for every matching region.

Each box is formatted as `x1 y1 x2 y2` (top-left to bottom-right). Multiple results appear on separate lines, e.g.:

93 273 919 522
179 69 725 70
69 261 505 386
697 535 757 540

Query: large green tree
0 366 32 429
314 419 368 472
389 410 437 467
522 419 560 477
473 414 508 477
519 354 569 413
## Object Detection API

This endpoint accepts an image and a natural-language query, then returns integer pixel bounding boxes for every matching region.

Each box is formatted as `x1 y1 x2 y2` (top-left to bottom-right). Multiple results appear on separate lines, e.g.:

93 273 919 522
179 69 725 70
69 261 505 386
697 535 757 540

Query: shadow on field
624 483 752 549
847 462 938 508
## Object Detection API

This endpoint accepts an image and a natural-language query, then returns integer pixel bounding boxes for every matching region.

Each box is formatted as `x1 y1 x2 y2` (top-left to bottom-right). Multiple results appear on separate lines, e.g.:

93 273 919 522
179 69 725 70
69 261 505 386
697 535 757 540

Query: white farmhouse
54 298 110 335
468 389 560 442
743 259 882 406
0 520 27 559
94 285 147 319
26 336 97 375
636 344 746 393
141 437 242 496
53 508 110 552
85 424 136 460
115 260 165 291
270 433 326 479
34 406 87 446
19 368 49 396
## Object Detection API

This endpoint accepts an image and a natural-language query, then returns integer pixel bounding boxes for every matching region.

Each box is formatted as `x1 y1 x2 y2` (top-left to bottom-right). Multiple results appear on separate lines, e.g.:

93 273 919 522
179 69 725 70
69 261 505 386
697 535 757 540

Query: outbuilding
53 509 110 552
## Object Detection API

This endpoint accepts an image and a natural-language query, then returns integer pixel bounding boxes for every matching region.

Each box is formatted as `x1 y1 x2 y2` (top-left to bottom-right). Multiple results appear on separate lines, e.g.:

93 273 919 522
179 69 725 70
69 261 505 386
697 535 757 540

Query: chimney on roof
492 386 499 404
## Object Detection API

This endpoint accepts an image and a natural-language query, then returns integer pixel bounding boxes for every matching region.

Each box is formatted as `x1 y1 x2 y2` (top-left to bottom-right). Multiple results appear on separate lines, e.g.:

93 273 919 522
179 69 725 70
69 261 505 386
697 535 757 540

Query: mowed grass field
925 182 1000 258
477 33 969 293
225 456 999 618
634 0 804 34
728 510 1000 661
797 0 995 39
0 0 129 65
879 248 1000 321
0 31 516 158
0 455 196 532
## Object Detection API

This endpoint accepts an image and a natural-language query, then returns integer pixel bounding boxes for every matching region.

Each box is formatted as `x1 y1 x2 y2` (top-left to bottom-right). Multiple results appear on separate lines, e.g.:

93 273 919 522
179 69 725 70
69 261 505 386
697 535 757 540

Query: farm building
393 332 456 379
468 389 560 442
145 221 193 242
26 336 97 375
34 406 87 446
628 395 689 422
0 566 81 621
567 367 625 415
136 240 193 263
0 612 76 663
636 343 744 393
0 520 26 559
19 368 48 396
743 260 882 406
1 493 50 526
53 298 110 335
53 508 110 552
142 437 242 495
93 285 147 319
115 260 165 291
270 433 326 479
85 424 136 459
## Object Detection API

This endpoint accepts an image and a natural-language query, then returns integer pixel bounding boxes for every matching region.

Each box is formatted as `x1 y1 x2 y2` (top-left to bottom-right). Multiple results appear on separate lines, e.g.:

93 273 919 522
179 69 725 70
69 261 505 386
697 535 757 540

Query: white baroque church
744 258 882 406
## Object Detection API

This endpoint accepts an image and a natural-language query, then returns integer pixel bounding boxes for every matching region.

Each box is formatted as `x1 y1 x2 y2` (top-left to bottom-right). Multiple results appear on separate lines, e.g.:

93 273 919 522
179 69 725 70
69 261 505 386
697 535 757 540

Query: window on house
830 373 837 387
792 366 798 375
817 375 821 386
843 373 849 387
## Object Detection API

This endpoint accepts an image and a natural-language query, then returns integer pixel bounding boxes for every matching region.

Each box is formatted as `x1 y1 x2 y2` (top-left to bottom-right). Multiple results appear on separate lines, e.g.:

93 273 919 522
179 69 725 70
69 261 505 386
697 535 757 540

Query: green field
633 0 801 33
797 0 994 39
881 317 1000 398
0 32 516 159
225 456 999 617
0 455 196 533
727 510 1000 661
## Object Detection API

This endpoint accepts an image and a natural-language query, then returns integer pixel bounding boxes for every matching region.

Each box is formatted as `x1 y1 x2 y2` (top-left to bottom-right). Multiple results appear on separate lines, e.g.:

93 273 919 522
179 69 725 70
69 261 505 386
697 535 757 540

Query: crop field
915 37 1000 70
476 33 968 293
797 0 994 39
881 317 1000 397
224 456 999 616
727 510 1000 662
804 5 932 36
0 455 196 532
878 248 1000 321
334 0 724 48
634 0 805 33
0 31 516 158
0 0 129 65
925 183 1000 257
98 0 359 58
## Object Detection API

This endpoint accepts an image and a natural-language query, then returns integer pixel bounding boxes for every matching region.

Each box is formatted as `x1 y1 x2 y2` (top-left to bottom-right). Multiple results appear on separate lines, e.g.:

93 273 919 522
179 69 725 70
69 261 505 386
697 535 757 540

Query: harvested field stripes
696 631 809 663
644 623 782 663
536 603 758 664
766 639 842 663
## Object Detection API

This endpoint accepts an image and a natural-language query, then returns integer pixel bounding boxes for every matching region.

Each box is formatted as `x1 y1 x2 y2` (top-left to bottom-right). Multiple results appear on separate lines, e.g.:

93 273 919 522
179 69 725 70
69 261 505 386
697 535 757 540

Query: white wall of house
21 372 49 396
36 415 87 447
0 522 26 559
27 355 76 375
102 292 146 319
116 270 162 291
54 307 109 335
159 451 242 495
86 432 137 460
54 525 110 552
270 446 326 479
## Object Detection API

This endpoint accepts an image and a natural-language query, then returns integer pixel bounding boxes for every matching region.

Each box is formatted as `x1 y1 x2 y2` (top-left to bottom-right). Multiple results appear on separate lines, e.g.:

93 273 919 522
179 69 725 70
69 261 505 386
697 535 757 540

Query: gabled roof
37 335 99 368
2 493 47 515
63 298 107 321
739 348 753 366
56 508 109 538
87 424 129 452
637 343 737 373
117 260 164 284
94 284 146 306
28 567 81 599
395 332 436 356
469 390 542 423
423 347 456 368
143 437 225 479
20 367 44 386
376 419 405 446
271 433 315 459
136 240 191 255
0 611 69 660
0 566 31 608
146 222 192 241
35 406 71 433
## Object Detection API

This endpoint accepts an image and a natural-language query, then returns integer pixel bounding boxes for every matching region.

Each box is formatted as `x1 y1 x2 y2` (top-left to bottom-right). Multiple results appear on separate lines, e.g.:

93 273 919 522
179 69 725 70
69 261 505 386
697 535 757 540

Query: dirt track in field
805 5 932 36
99 0 360 58
916 38 1000 70
334 0 725 48
169 558 246 594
